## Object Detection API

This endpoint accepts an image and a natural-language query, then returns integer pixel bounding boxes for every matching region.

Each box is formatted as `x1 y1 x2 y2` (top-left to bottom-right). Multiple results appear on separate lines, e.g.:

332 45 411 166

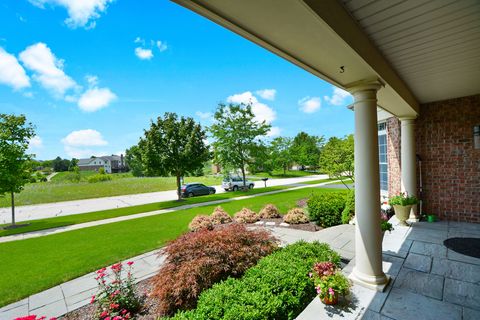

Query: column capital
399 116 417 122
346 79 384 95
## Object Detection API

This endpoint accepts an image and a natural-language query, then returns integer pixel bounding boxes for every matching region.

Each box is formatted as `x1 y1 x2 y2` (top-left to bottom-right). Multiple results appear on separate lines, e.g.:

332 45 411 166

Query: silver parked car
222 176 255 191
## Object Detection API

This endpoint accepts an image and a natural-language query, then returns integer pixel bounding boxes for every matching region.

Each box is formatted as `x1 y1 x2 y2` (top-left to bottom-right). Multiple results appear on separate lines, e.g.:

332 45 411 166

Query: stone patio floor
1 219 479 319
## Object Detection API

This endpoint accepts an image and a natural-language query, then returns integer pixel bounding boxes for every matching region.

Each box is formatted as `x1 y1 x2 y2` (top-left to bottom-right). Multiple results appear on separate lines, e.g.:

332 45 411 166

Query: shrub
188 215 214 232
210 206 232 225
283 208 309 224
311 261 351 302
91 261 141 320
389 192 418 206
233 208 259 223
87 174 112 183
151 224 277 316
259 204 281 219
168 241 341 320
341 189 355 224
307 192 346 227
98 167 106 175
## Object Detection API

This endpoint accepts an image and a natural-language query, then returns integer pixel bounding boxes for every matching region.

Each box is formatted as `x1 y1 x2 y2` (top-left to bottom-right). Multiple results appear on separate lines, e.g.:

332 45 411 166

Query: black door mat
443 237 480 259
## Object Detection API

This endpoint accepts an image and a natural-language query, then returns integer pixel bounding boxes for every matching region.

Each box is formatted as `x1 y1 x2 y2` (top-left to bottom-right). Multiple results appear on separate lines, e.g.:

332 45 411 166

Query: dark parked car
181 183 216 198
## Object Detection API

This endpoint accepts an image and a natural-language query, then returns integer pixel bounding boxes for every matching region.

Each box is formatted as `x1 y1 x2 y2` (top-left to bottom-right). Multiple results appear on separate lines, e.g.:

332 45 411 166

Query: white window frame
378 122 388 197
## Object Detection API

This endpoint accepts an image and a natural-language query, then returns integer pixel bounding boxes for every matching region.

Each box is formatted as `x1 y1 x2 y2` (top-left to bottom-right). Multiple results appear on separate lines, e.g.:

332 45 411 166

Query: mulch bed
63 279 158 320
255 218 322 232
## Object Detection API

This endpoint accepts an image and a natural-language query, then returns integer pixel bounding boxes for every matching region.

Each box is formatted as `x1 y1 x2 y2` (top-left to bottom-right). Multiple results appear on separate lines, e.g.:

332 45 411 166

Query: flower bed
150 224 278 316
167 241 341 320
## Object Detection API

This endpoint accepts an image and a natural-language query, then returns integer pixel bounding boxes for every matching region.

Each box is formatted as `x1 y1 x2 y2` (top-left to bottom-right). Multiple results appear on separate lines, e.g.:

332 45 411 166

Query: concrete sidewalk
0 175 328 224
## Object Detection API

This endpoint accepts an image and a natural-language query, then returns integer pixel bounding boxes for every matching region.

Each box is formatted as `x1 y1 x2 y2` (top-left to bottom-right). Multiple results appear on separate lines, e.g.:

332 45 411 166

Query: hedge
307 192 346 227
167 241 341 320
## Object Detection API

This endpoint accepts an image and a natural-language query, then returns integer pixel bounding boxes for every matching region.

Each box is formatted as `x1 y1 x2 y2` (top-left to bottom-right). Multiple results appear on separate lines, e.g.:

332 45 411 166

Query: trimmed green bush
341 189 355 224
168 241 340 320
307 192 346 227
87 173 113 183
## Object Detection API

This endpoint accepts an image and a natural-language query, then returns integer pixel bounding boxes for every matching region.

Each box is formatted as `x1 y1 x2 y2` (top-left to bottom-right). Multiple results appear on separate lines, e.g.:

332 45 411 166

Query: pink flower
100 311 108 318
328 287 335 296
121 309 128 315
127 261 134 266
308 272 312 278
110 303 120 309
113 317 123 320
90 295 95 304
105 317 111 320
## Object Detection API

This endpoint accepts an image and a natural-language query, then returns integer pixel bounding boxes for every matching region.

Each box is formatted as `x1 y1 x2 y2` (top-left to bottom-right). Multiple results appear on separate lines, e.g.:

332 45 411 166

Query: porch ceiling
172 0 480 117
341 0 480 104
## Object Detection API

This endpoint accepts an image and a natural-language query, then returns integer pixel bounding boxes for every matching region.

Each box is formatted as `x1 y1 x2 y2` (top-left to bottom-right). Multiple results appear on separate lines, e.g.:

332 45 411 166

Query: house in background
78 154 127 174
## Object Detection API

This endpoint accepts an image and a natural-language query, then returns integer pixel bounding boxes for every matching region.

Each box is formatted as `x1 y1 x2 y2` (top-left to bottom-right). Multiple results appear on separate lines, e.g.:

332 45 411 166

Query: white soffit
341 0 480 103
172 0 419 117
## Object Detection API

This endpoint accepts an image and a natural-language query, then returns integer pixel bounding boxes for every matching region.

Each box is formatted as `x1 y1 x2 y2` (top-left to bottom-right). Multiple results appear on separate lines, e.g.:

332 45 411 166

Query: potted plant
388 192 418 226
381 212 393 239
310 261 351 305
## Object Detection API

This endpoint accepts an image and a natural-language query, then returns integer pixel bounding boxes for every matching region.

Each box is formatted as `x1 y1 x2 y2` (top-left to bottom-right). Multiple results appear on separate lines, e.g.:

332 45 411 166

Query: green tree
0 114 35 225
290 132 324 170
209 103 270 187
248 142 274 175
125 145 145 177
319 134 354 188
69 158 79 171
139 113 210 200
270 136 293 175
52 156 70 172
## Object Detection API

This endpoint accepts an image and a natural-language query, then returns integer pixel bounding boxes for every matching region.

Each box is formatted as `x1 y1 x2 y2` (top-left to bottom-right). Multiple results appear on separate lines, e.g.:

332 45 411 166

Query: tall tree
319 134 354 188
210 103 270 187
290 132 324 170
139 113 210 200
0 114 35 225
125 145 145 177
270 136 293 175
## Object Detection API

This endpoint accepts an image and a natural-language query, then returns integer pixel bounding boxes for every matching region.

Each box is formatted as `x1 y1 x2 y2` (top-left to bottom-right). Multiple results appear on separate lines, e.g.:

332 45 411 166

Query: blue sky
0 0 353 160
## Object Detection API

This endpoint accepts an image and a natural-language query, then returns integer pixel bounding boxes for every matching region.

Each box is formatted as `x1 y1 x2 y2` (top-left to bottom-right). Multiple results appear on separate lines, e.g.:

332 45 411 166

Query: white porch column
400 117 418 221
348 82 390 291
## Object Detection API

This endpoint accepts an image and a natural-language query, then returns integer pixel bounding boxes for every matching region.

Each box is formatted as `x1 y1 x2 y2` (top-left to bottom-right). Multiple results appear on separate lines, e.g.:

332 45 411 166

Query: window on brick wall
378 122 388 195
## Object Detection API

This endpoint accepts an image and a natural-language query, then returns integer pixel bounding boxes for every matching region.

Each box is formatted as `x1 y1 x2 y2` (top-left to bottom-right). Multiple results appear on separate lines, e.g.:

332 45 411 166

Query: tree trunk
241 165 246 188
176 174 182 201
283 165 287 176
11 191 15 225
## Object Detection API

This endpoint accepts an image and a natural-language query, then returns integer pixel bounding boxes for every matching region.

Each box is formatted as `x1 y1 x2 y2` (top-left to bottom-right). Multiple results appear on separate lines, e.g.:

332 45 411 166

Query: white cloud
134 37 144 45
227 91 276 124
29 136 43 148
29 0 114 29
298 96 321 113
324 86 351 106
267 126 281 137
156 40 168 52
195 111 212 120
0 47 31 90
256 89 276 101
19 42 77 98
62 129 108 147
134 47 153 60
85 74 98 86
78 87 116 112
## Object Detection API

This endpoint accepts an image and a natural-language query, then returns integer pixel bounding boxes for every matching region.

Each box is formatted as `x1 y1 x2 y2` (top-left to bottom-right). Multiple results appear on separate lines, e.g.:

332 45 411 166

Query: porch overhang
172 0 419 117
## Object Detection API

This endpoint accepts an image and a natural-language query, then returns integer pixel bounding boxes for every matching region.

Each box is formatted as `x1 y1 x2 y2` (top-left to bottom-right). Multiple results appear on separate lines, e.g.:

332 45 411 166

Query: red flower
100 311 108 318
121 309 128 315
110 303 120 309
90 295 96 304
127 261 134 266
105 317 111 320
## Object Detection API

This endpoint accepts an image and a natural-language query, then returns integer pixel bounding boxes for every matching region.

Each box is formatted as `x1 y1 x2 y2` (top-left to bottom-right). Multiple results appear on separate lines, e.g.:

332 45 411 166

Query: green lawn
249 169 321 179
0 187 345 307
0 175 222 208
0 185 290 237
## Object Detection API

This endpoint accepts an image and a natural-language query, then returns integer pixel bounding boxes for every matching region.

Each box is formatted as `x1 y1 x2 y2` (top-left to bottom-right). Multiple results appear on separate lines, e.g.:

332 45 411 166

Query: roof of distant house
78 155 123 166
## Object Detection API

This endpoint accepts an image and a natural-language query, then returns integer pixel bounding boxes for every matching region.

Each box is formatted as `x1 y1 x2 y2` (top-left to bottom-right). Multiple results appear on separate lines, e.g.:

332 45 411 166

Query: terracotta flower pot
393 205 412 226
320 293 339 305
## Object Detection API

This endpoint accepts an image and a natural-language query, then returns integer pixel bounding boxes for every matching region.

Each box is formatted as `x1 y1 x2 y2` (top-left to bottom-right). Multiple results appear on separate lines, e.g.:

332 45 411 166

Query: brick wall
416 94 480 223
386 117 401 197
